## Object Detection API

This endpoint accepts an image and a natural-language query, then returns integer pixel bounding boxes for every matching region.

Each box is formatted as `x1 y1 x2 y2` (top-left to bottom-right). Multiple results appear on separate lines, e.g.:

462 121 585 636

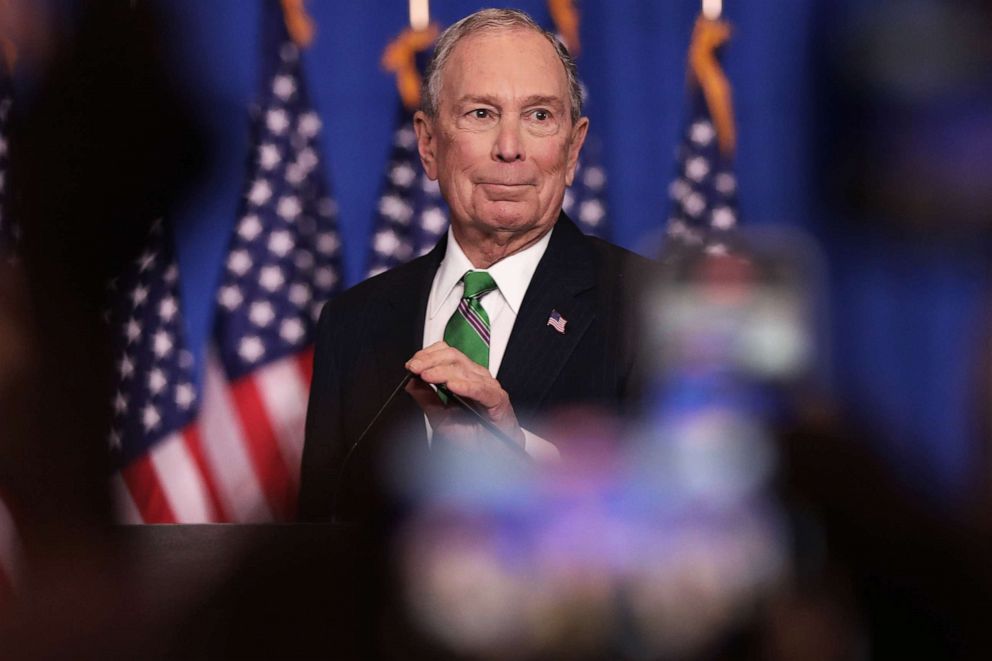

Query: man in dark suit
299 8 654 522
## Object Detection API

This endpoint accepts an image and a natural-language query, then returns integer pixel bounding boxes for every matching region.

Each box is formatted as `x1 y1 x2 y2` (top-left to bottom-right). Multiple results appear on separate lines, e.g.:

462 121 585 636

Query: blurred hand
404 341 525 450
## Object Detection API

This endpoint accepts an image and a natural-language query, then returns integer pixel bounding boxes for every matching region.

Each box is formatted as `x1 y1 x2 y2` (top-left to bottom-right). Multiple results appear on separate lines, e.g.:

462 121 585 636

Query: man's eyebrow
453 94 565 109
520 95 565 109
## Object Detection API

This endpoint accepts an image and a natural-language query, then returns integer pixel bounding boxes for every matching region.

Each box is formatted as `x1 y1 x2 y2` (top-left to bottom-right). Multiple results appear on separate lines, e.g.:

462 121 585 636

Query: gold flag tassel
548 0 580 57
280 0 315 49
688 15 736 157
381 23 440 111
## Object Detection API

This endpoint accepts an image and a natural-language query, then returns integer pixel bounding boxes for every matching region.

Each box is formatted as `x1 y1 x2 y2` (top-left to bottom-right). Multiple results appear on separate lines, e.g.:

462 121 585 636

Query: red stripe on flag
182 424 228 522
229 376 296 519
296 344 314 385
121 455 177 523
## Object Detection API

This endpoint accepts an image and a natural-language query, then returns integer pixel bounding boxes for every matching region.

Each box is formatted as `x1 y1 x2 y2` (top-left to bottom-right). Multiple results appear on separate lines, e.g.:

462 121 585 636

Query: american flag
366 102 448 278
108 220 211 522
665 18 740 254
109 4 342 523
547 309 567 334
199 5 342 521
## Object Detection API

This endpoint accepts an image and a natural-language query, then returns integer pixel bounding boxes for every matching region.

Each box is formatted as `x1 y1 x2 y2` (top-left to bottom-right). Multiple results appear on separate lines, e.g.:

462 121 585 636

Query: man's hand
404 341 525 450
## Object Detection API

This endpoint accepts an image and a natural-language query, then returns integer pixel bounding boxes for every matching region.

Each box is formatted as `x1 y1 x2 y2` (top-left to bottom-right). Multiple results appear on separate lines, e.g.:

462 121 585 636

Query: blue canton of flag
665 21 740 254
0 52 16 260
202 3 343 522
367 105 448 278
107 219 212 523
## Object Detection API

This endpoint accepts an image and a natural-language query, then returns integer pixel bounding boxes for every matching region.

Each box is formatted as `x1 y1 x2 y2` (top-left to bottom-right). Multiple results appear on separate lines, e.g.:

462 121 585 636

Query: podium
113 523 382 658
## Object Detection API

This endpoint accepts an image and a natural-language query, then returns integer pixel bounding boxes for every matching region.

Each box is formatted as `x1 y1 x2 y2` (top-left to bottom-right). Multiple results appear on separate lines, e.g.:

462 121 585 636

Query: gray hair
421 8 583 124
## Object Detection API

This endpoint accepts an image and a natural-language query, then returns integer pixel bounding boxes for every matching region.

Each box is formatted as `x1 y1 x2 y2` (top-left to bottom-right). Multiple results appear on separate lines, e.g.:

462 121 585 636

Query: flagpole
702 0 722 20
409 0 429 31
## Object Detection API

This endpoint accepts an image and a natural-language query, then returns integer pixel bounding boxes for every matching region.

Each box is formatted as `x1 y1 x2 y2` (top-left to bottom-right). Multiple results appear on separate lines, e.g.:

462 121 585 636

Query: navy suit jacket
298 214 655 522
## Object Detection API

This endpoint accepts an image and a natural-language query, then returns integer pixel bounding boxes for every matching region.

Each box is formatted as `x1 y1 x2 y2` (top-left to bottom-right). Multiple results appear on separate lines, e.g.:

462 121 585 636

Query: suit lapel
497 215 597 417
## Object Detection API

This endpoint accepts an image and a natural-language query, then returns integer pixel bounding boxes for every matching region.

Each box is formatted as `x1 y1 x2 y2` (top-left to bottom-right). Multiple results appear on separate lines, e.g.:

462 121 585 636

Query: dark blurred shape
0 0 205 656
820 0 992 236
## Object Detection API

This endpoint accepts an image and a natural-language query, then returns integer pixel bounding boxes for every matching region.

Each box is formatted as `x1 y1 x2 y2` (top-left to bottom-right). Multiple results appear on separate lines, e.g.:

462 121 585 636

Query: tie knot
461 270 497 299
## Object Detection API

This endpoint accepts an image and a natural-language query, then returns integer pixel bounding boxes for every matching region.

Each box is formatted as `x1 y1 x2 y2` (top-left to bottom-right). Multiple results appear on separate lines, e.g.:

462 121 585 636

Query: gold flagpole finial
280 0 315 49
409 0 430 32
702 0 722 21
382 23 440 111
688 13 736 156
548 0 580 57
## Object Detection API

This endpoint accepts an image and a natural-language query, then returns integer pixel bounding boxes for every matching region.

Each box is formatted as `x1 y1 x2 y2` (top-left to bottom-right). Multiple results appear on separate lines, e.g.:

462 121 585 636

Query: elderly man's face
415 29 588 246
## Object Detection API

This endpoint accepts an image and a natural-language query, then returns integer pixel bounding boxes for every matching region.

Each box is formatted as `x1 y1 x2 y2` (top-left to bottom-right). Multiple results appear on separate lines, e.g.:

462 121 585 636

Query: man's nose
491 117 524 162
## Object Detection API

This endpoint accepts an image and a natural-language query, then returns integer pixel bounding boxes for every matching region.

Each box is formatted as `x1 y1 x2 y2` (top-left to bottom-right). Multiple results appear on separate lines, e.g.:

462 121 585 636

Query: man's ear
413 110 439 180
563 116 590 187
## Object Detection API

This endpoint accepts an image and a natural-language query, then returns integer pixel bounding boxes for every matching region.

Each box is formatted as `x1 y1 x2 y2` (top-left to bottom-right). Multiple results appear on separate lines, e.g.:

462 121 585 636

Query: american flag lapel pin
547 309 567 334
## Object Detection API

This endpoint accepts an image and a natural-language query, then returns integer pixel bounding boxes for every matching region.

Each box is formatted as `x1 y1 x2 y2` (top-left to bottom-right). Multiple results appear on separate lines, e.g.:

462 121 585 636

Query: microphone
331 371 532 522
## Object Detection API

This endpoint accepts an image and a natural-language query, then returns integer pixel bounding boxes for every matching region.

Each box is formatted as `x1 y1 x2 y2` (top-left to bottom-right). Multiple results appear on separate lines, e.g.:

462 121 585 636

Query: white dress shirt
422 226 560 461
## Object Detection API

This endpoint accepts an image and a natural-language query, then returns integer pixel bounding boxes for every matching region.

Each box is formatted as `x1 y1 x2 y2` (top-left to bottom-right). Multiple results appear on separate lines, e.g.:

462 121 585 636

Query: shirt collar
428 225 554 319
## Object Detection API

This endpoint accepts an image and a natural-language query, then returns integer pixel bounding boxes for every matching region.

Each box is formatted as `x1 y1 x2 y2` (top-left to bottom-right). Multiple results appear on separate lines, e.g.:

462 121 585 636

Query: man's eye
533 109 551 121
470 109 492 119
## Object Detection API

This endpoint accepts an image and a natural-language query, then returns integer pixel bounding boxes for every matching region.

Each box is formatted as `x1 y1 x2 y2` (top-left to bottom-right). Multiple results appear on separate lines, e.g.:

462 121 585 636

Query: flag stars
130 285 149 307
175 383 195 410
316 232 340 255
249 301 276 327
711 206 737 230
152 330 173 358
421 208 447 234
248 179 273 206
114 391 128 415
690 120 716 146
125 319 142 344
268 230 295 257
579 199 606 226
297 112 322 139
108 429 122 450
259 143 281 170
238 215 263 242
280 318 306 344
159 296 178 322
583 166 606 190
314 266 337 291
379 195 413 224
218 285 244 311
289 283 310 307
285 164 306 185
148 368 167 395
685 156 710 182
266 108 290 135
227 250 253 277
142 404 161 431
239 336 266 364
136 250 156 273
394 126 416 149
118 354 135 379
259 265 286 292
163 264 178 284
276 196 302 221
272 74 296 100
374 230 401 256
389 162 416 187
296 148 318 173
683 192 706 217
714 172 737 195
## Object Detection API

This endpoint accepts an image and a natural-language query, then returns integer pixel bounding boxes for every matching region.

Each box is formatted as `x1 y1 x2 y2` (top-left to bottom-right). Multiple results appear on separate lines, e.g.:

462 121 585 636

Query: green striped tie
438 271 497 403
